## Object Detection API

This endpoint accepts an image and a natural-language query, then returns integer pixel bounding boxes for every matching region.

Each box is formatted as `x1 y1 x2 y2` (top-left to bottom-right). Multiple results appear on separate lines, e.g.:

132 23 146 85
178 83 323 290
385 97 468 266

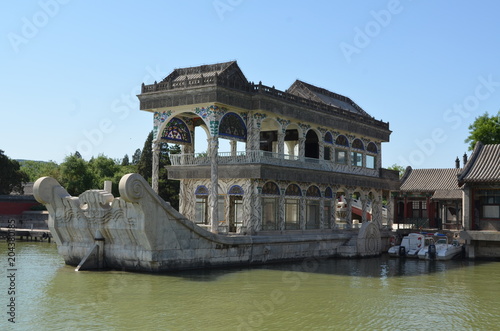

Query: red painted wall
0 201 38 215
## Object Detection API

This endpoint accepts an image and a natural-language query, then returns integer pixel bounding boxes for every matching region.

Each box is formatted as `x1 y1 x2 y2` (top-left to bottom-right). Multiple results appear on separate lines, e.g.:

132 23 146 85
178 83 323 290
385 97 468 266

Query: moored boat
388 232 425 258
417 233 463 260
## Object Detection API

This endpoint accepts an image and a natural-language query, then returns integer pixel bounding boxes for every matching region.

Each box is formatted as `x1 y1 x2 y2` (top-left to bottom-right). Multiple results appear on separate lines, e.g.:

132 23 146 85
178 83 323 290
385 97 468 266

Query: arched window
262 181 280 195
161 117 192 144
194 185 209 225
351 139 364 167
285 184 302 196
335 135 349 165
227 185 244 232
285 184 301 230
367 142 377 153
306 185 321 197
261 181 280 231
305 130 319 159
228 185 244 195
324 132 333 144
219 112 247 141
195 185 209 195
366 142 378 169
306 185 320 229
352 139 364 150
335 135 349 147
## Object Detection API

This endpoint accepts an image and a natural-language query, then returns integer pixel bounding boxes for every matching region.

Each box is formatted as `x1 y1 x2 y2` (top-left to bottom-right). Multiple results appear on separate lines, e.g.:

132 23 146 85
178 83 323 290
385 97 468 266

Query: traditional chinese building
137 61 400 234
459 142 500 258
395 166 464 230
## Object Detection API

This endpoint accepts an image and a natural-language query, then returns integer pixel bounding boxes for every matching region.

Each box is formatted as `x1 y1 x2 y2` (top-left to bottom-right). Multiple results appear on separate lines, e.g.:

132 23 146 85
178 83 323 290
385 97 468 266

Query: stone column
299 137 305 161
300 196 306 230
373 194 383 229
279 193 285 231
277 131 285 158
252 181 261 233
386 195 394 230
462 187 471 230
330 198 336 229
230 140 237 157
247 115 261 152
152 140 160 193
319 197 325 229
208 136 219 233
319 141 325 160
223 194 230 233
376 143 382 169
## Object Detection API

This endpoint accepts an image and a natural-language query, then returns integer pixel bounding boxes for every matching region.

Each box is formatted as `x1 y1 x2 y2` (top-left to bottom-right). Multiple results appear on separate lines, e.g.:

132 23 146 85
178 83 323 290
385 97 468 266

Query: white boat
417 234 463 260
388 233 425 258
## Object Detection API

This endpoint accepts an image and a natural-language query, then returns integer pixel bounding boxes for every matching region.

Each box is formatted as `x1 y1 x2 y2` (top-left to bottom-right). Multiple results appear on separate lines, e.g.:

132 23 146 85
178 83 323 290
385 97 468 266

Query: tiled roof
287 80 370 117
400 167 462 192
160 61 247 84
432 189 463 200
458 143 500 184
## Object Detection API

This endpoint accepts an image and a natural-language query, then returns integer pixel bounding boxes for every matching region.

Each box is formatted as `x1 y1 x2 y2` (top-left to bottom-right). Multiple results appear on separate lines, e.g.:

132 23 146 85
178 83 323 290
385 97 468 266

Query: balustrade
169 150 379 177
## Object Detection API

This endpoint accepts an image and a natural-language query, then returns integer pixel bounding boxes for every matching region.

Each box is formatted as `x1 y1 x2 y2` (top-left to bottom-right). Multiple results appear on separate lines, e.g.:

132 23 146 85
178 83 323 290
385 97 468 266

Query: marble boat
34 174 387 272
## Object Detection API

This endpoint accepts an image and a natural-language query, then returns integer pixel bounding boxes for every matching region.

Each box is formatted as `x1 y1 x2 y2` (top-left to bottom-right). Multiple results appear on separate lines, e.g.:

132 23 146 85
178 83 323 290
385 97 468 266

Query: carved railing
169 150 380 177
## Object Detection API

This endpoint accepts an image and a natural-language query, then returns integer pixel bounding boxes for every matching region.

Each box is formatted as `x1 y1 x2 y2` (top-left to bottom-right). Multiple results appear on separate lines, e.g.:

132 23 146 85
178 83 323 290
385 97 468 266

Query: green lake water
1 241 500 330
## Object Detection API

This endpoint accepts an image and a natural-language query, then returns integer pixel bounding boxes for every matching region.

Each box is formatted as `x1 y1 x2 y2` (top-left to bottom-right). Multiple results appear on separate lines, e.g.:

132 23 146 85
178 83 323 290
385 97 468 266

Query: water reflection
1 242 500 330
172 255 479 282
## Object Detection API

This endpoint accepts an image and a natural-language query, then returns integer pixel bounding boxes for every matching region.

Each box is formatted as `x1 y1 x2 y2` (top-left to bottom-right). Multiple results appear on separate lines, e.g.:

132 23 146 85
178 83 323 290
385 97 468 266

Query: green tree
89 155 120 181
131 148 141 165
0 150 29 194
20 160 60 182
137 131 153 180
388 164 406 179
465 111 500 150
60 153 97 195
121 154 130 166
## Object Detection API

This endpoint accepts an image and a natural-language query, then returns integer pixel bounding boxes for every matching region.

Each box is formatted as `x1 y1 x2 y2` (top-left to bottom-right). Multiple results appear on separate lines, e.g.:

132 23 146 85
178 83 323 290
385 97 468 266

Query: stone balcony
169 150 380 178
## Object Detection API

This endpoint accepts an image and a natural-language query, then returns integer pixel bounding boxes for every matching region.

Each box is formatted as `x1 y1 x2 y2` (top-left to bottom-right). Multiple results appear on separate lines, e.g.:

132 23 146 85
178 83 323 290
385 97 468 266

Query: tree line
0 131 181 209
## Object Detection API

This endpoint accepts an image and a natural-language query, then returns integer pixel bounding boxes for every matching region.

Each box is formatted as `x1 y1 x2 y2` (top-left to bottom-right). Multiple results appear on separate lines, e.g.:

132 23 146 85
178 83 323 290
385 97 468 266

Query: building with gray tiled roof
395 166 464 230
459 142 500 258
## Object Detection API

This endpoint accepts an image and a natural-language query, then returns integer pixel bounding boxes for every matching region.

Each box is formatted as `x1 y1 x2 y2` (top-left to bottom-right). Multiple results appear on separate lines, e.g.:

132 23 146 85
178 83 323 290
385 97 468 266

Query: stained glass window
228 185 244 195
324 132 333 144
306 185 321 197
285 184 302 196
219 112 247 141
335 135 349 147
195 185 209 195
262 182 280 195
161 117 192 144
367 142 378 154
352 139 364 150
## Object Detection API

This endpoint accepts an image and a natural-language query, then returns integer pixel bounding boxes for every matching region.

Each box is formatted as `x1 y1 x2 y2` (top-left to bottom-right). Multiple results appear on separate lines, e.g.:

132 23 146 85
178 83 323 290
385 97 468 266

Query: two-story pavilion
137 61 399 234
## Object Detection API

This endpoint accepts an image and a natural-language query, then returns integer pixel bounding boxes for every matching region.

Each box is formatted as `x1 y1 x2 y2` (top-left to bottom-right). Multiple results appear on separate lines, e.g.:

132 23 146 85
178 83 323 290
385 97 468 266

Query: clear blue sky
1 0 499 169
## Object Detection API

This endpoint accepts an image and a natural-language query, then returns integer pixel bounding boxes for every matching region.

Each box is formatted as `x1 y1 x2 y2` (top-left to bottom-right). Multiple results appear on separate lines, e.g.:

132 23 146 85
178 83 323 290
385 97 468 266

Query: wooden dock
0 227 52 242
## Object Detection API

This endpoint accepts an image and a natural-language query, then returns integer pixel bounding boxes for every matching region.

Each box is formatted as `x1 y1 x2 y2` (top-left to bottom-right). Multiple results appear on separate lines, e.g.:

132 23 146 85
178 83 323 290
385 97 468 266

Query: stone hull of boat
33 174 386 272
